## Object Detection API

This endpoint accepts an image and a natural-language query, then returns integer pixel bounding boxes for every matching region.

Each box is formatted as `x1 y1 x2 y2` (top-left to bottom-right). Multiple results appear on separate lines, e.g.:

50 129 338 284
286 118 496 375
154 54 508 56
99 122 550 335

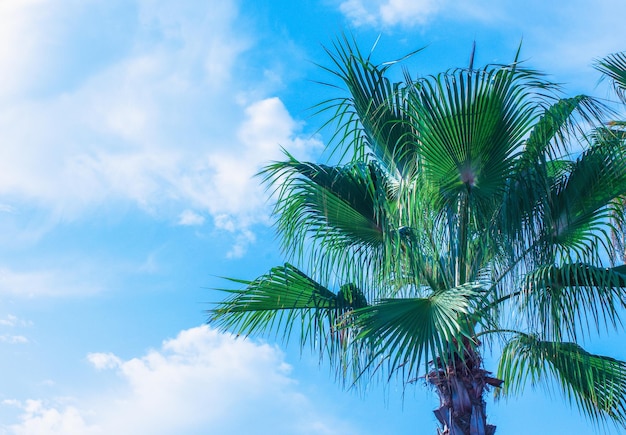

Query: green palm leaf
265 157 387 247
523 96 605 162
408 65 539 208
350 283 487 378
498 334 626 426
317 35 422 178
522 263 626 340
496 96 607 268
262 155 392 291
595 51 626 103
209 263 368 356
548 132 626 257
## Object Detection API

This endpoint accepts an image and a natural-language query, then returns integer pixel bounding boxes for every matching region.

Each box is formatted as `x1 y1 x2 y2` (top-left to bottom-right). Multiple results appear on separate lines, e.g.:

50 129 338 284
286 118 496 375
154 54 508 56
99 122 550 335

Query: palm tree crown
210 38 626 434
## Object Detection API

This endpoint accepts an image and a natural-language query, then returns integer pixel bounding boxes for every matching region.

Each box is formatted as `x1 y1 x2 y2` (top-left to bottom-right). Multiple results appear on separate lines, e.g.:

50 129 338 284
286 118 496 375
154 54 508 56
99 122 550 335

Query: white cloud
4 400 101 435
177 210 205 226
0 334 28 344
339 0 440 27
0 315 31 344
135 0 250 89
0 314 33 344
4 326 360 435
86 353 122 371
0 315 16 327
517 1 626 80
339 0 377 27
441 1 626 78
226 228 257 259
0 0 54 99
195 97 322 223
0 267 101 298
0 0 320 256
380 0 439 26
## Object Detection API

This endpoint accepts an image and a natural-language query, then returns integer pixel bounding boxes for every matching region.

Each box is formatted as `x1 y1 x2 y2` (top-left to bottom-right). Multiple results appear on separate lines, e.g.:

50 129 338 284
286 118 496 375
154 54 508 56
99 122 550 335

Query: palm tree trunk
427 347 502 435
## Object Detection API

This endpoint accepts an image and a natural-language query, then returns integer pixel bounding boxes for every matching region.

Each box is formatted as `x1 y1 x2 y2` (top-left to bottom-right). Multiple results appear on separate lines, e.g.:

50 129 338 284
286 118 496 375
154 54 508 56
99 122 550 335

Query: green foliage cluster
210 38 626 431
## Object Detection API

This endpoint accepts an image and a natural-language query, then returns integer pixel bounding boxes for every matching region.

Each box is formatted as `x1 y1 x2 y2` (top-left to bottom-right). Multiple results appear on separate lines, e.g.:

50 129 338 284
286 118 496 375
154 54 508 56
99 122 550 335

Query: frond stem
475 328 523 339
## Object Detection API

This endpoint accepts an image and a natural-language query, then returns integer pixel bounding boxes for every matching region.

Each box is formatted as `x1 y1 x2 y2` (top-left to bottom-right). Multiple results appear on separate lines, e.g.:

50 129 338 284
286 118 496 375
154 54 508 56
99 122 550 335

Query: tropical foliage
210 38 626 434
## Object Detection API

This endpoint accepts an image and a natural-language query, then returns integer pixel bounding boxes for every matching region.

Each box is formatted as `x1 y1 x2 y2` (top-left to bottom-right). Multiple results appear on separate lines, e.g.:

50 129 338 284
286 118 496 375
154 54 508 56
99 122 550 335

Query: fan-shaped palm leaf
317 35 422 178
498 333 626 426
349 283 487 378
407 65 545 208
262 155 393 290
522 263 626 340
547 132 626 258
210 263 368 359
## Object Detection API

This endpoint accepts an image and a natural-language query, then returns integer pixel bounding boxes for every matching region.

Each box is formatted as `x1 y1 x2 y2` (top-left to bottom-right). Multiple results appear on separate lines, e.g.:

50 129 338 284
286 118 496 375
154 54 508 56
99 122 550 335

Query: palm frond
595 52 626 103
548 130 626 259
406 63 542 217
265 156 387 245
211 38 626 431
208 263 368 357
349 283 487 380
498 333 626 427
523 96 607 163
316 35 422 178
522 263 626 340
262 155 392 290
495 96 608 271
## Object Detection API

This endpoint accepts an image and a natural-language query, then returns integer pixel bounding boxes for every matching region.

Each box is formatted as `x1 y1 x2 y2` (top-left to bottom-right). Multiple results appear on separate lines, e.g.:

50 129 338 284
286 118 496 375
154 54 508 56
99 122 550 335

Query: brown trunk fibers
427 347 503 435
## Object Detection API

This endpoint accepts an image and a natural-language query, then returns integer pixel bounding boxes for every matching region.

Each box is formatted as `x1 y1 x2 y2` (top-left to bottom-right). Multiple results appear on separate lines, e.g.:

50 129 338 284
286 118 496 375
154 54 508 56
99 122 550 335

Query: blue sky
1 0 626 434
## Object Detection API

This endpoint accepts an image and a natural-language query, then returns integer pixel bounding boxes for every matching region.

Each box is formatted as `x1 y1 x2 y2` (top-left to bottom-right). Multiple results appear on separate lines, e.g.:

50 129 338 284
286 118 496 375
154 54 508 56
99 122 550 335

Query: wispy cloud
339 0 440 27
0 314 31 327
0 334 28 344
86 353 122 371
0 0 56 99
0 267 102 298
186 97 322 224
0 315 32 345
177 210 205 226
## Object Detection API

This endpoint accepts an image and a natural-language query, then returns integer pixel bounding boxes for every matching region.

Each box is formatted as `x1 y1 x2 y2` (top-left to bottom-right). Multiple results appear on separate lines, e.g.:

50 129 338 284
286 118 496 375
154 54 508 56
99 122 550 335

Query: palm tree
209 38 626 434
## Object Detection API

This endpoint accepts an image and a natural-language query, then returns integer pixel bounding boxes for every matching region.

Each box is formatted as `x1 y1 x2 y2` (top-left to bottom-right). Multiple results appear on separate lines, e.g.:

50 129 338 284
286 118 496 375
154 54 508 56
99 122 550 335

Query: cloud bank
0 0 320 257
3 326 359 435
